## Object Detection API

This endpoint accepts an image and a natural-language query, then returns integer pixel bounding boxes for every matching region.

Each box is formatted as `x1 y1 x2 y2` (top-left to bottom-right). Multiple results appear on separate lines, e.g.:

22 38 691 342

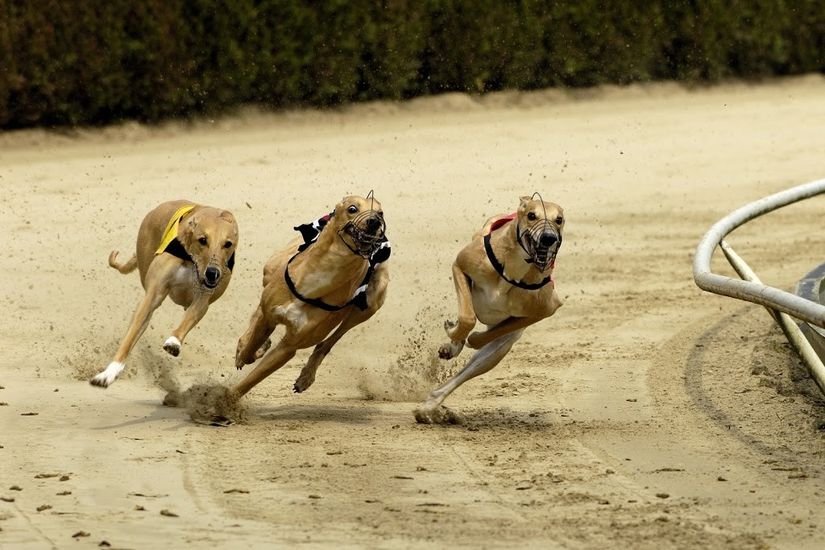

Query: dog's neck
489 222 550 285
290 225 369 299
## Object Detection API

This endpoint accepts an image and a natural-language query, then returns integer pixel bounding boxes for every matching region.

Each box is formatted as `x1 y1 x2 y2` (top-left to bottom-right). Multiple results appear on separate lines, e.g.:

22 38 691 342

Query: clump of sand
157 367 246 425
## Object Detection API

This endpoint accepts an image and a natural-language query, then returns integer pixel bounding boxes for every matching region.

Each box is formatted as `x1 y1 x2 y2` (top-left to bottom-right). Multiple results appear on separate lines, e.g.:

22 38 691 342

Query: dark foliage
1 0 823 128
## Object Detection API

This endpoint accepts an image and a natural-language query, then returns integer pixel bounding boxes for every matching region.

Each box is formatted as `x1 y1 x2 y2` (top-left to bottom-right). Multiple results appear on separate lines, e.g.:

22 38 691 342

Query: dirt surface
2 76 825 549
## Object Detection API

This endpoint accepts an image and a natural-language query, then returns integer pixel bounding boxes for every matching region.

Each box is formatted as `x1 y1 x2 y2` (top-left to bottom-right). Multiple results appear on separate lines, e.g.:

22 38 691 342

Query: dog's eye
527 212 537 221
198 237 208 246
555 216 564 225
347 205 358 214
224 241 232 249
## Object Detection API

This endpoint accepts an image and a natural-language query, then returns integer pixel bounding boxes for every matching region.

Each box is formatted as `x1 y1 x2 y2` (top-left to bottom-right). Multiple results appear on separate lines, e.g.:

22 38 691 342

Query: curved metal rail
693 178 825 395
719 242 825 395
693 178 825 329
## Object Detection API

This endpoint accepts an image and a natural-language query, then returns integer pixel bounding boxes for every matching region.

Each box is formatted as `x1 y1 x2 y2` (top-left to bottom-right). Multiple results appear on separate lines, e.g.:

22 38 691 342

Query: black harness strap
483 233 551 291
285 212 390 311
163 238 193 263
283 252 373 312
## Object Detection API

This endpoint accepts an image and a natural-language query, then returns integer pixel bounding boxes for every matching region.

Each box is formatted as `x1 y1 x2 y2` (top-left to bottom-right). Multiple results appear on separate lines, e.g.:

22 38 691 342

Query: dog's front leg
163 294 210 357
440 263 476 360
235 305 275 370
91 281 170 388
294 309 371 393
466 316 540 350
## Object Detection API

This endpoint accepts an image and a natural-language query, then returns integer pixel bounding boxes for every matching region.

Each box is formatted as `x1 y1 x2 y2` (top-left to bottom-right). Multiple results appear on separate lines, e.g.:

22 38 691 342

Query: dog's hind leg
235 305 275 369
294 265 389 393
232 340 297 398
164 294 210 357
414 329 523 423
108 251 137 274
293 309 371 393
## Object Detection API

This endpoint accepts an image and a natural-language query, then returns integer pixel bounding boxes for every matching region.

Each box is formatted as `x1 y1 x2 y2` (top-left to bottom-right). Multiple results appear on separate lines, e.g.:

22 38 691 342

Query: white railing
693 178 825 394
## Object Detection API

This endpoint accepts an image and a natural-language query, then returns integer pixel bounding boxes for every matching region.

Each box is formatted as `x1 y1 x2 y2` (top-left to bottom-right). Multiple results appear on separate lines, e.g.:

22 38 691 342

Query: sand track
2 76 825 548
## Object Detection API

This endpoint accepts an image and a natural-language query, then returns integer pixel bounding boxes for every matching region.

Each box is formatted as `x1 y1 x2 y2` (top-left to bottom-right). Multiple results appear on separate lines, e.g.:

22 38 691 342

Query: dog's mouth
340 212 386 257
520 223 561 272
199 265 222 290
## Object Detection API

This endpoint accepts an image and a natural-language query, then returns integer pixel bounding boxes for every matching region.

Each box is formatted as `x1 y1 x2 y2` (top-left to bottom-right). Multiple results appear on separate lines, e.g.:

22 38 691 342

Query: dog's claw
293 370 315 393
438 340 464 360
89 376 109 388
438 344 454 359
89 361 124 388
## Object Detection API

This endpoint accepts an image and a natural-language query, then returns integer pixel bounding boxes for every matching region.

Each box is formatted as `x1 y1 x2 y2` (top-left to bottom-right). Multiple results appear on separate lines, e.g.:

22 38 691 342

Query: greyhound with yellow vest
91 200 239 388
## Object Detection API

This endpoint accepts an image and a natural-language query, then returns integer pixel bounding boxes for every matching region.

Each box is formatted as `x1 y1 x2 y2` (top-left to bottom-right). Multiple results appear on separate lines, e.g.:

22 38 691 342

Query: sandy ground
2 75 825 549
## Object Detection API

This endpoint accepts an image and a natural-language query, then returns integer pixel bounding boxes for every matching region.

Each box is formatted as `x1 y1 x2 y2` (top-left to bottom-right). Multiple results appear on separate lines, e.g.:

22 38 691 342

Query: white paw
90 361 125 388
163 336 181 357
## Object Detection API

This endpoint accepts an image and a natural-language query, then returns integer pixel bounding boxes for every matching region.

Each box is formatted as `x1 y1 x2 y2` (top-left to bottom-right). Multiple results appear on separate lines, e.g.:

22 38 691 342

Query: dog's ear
219 210 236 225
180 216 197 248
519 196 532 209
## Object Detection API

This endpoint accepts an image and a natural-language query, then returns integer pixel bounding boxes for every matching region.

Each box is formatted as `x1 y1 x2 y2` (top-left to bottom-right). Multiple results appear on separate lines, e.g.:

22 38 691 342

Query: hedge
1 0 824 128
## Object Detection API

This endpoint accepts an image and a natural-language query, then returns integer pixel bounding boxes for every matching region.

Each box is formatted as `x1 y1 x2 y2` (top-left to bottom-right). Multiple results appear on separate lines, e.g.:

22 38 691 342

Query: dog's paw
413 405 464 425
293 366 317 393
438 340 464 360
163 336 181 357
89 362 125 388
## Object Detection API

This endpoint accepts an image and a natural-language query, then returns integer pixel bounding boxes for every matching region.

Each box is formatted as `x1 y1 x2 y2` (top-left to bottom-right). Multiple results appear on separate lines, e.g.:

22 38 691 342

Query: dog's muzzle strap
484 233 552 291
517 222 560 272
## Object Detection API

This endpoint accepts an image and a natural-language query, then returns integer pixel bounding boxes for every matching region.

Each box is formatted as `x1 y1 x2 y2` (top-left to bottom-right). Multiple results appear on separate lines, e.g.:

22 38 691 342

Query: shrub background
1 0 824 128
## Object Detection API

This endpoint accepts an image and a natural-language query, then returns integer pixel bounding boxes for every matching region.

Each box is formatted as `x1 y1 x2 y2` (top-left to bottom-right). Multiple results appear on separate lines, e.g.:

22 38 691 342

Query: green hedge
1 0 824 128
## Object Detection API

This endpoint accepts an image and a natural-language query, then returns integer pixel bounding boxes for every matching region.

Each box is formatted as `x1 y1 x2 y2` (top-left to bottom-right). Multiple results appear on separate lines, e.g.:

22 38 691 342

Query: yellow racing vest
155 205 196 256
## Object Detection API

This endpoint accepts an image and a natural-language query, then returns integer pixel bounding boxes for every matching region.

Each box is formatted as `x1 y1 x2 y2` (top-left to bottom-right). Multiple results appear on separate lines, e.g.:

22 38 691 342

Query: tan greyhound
414 195 564 423
233 194 389 398
91 200 239 388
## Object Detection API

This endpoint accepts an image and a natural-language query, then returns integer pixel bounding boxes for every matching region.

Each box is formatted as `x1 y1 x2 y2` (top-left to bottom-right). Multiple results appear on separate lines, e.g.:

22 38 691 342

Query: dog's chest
471 281 535 325
168 264 197 304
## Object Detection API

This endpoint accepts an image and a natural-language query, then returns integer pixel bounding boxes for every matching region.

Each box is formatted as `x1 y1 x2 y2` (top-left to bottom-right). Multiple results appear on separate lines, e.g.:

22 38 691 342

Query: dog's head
181 209 239 289
331 194 386 257
516 195 564 271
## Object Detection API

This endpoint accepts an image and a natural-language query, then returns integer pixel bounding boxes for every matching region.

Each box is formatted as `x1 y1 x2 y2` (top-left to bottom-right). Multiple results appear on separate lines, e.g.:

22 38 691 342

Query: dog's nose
539 233 557 247
365 216 382 233
204 266 221 286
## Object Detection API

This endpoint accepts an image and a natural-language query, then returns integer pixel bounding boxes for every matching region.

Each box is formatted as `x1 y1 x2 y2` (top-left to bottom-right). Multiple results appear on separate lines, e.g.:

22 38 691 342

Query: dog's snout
365 216 382 233
204 266 221 287
539 233 557 247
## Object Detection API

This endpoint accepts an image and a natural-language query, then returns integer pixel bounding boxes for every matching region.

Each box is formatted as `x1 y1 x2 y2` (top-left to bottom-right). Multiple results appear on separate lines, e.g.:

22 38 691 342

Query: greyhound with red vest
414 195 564 423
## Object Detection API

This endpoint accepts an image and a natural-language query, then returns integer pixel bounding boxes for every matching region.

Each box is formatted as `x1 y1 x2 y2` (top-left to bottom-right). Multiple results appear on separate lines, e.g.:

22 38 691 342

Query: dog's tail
108 250 137 274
